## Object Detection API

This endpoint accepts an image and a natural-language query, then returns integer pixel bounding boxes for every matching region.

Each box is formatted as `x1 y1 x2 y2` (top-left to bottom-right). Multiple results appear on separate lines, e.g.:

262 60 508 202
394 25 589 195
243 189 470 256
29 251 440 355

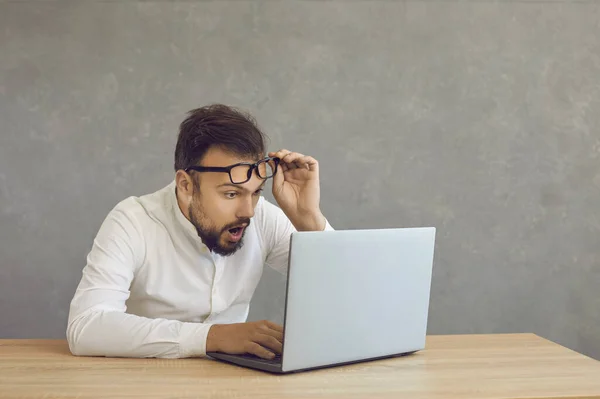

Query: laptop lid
280 227 436 372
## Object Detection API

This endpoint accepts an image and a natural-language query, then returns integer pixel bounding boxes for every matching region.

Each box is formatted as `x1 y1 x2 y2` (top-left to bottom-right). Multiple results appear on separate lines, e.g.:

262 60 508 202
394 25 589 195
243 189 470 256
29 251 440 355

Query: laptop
207 227 436 374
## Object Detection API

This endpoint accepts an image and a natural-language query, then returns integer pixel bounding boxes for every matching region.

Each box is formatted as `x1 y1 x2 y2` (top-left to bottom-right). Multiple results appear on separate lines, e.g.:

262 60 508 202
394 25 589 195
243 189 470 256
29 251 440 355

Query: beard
188 199 250 257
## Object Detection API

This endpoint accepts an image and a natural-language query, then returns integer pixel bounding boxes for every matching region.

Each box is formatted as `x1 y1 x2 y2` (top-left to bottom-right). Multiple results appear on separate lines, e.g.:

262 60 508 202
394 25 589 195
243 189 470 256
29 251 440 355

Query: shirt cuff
178 322 212 357
323 218 334 231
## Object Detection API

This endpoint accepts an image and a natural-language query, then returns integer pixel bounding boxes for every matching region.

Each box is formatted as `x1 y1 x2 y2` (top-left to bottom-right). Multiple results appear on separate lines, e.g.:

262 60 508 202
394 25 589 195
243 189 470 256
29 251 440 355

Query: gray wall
1 1 599 360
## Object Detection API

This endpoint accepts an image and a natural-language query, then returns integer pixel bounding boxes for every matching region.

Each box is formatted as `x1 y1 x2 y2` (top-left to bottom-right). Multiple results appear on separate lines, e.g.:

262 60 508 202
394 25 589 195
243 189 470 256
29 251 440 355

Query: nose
236 196 255 220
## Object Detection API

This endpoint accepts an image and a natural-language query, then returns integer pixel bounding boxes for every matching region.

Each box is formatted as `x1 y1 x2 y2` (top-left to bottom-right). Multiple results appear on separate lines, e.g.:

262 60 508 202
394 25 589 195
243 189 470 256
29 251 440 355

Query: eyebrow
217 182 266 192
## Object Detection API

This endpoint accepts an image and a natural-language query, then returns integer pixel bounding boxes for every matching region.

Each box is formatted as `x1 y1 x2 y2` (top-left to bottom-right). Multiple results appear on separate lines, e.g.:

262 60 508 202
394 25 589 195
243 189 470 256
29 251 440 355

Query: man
66 104 333 360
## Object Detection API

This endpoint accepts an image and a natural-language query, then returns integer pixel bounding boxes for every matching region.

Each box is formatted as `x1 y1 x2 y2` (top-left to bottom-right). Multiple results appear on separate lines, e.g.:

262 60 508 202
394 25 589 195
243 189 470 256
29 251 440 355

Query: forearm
67 310 211 358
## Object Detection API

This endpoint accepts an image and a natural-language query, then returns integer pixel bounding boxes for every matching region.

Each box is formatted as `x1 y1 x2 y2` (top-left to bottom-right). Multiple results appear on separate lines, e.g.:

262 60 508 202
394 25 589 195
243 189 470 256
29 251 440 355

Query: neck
175 187 192 221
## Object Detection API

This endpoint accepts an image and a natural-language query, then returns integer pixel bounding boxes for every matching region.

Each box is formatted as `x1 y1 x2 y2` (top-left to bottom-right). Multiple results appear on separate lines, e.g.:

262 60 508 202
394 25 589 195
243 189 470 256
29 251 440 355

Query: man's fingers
269 328 284 343
281 152 304 163
265 321 284 333
255 333 283 354
270 149 291 160
258 321 283 342
281 152 301 170
269 149 318 173
271 150 304 166
283 153 317 171
261 326 283 343
245 342 275 359
295 155 318 171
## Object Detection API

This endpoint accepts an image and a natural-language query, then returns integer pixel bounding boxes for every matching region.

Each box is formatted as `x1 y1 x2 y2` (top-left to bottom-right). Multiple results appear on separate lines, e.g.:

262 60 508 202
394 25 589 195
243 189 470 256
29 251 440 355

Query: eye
224 192 238 199
253 189 264 196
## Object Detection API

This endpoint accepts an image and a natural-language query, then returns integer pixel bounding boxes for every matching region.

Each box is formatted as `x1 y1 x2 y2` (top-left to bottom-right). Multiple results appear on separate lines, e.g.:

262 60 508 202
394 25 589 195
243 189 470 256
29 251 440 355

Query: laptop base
207 350 418 374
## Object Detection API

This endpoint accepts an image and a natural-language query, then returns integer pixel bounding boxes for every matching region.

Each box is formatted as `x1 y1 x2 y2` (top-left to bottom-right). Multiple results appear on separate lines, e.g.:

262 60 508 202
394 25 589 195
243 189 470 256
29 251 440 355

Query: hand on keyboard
207 320 283 360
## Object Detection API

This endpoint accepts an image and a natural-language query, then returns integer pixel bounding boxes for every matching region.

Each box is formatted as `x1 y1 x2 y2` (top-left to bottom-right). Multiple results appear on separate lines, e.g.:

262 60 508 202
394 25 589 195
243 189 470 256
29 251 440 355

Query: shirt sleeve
66 201 212 358
260 199 334 275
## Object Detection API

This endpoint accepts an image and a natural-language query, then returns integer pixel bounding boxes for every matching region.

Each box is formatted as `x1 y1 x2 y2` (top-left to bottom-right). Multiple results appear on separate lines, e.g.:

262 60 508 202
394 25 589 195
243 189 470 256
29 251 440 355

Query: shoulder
113 181 173 225
98 182 173 244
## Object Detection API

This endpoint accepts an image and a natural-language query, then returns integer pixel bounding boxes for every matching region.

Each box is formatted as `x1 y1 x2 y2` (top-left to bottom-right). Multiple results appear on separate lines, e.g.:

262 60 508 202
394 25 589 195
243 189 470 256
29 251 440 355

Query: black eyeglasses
185 156 281 184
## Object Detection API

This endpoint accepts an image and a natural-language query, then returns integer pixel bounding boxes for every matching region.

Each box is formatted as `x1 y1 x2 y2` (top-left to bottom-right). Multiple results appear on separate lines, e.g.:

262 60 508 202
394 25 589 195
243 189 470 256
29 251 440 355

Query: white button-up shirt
67 180 333 358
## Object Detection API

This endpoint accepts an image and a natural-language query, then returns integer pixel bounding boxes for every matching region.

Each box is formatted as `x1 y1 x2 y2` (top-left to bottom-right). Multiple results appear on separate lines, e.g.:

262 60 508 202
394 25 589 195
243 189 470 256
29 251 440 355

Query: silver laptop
207 227 436 374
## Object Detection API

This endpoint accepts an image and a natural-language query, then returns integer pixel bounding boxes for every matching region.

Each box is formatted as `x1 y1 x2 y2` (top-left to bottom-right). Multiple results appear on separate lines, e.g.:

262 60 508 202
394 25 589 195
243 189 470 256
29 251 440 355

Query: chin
214 241 244 257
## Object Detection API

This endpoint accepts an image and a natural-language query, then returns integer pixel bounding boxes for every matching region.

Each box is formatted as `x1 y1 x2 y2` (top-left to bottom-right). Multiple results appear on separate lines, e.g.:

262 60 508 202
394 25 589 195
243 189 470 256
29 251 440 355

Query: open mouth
227 226 245 242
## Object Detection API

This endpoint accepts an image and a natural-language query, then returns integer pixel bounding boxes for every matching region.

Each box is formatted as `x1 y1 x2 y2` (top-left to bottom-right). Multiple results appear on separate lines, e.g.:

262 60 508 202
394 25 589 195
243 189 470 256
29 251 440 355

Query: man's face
185 148 267 256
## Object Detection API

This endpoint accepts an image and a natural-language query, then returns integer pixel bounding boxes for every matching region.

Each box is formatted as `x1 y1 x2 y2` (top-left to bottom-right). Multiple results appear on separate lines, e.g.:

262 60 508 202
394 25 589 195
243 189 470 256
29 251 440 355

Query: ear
175 170 194 199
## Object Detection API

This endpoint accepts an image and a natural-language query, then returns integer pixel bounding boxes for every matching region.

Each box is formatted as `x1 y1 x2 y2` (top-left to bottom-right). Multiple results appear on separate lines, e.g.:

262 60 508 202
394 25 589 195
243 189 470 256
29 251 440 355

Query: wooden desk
1 334 599 398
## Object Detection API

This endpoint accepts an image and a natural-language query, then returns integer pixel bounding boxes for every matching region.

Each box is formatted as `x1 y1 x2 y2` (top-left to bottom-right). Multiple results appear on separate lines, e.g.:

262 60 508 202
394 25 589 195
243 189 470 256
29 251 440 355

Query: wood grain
1 334 599 399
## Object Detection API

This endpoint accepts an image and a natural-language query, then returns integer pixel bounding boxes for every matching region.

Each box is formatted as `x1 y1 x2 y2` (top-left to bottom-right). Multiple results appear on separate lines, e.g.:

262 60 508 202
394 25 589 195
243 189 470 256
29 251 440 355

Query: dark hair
174 104 267 171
